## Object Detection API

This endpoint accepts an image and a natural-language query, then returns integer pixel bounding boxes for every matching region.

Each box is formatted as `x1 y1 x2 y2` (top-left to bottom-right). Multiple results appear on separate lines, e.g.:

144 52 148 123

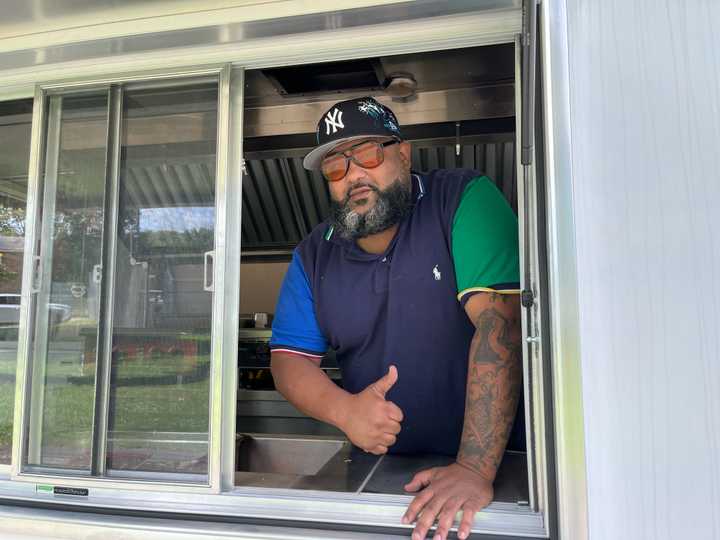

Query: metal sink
236 434 347 476
234 433 530 502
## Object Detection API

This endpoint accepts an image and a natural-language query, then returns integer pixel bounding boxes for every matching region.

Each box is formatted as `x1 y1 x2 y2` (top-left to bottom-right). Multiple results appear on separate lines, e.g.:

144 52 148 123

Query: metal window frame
537 0 589 538
24 93 64 468
0 3 586 536
92 85 123 478
2 67 550 538
9 86 47 477
10 64 230 493
515 34 540 517
0 6 522 102
210 64 243 493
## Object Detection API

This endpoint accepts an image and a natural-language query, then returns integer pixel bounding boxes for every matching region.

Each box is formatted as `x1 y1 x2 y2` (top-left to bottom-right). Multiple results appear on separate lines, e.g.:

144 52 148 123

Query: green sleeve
451 176 520 301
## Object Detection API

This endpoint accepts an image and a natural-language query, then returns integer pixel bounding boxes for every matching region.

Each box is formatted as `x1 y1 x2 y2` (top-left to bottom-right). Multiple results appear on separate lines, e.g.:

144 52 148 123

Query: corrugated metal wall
565 1 720 539
242 137 516 250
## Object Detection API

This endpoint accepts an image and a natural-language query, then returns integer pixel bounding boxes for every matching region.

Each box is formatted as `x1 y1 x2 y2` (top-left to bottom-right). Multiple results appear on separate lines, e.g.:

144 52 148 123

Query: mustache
342 182 379 204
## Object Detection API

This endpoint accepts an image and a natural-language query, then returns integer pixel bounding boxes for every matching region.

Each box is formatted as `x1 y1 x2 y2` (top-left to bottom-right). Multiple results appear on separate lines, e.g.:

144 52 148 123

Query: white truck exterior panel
564 1 720 538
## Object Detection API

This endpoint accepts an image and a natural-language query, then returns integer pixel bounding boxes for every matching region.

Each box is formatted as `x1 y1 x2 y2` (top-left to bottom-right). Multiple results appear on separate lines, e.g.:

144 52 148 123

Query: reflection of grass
53 318 97 339
111 375 209 432
0 361 17 377
0 327 18 341
110 355 210 432
0 353 211 461
113 354 207 379
0 380 15 458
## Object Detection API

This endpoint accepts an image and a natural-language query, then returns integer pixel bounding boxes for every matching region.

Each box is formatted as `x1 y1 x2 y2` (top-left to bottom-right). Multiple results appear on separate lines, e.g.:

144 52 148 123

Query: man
270 97 522 540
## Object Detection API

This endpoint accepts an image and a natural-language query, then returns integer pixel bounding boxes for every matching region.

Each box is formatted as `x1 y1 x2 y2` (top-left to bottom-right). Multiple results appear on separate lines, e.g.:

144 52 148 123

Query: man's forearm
457 295 523 481
271 352 352 429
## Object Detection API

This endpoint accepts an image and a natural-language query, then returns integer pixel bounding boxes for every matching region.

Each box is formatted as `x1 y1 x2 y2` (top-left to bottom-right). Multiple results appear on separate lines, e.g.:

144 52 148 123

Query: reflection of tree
119 207 213 257
52 208 103 283
120 210 139 239
0 205 25 283
0 261 16 284
136 228 213 255
0 206 25 236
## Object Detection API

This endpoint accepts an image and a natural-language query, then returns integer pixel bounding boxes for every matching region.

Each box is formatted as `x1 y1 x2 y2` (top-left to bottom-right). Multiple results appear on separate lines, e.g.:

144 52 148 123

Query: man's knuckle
430 502 446 517
465 498 484 511
407 506 422 520
407 504 421 516
417 515 435 529
439 508 456 522
416 488 433 506
461 508 478 524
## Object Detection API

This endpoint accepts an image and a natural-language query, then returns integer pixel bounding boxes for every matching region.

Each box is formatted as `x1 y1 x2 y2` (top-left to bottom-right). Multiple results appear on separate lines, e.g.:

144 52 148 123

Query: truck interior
235 43 531 502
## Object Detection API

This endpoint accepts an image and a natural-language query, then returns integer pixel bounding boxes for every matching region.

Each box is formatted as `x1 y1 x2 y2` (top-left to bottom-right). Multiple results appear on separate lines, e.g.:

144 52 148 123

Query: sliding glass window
106 85 217 477
0 100 33 465
19 80 220 482
26 93 109 472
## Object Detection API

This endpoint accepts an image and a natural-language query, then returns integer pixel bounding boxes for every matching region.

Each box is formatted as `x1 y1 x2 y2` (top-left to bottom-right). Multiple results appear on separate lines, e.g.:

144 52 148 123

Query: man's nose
343 158 369 184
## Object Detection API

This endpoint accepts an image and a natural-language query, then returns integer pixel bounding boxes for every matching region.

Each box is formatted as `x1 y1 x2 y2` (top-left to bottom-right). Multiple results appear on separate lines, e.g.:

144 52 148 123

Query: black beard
328 176 413 240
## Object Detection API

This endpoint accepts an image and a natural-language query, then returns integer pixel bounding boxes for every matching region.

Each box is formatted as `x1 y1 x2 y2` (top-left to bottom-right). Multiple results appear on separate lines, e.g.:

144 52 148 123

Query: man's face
325 137 411 212
325 137 413 240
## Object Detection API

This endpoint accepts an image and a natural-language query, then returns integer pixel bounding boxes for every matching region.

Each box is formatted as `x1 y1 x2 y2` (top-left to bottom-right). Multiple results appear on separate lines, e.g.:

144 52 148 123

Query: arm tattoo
457 294 523 480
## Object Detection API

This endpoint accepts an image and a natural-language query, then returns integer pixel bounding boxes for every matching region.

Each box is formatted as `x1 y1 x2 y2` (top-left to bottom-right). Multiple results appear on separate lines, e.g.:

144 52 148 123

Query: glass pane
0 99 33 464
106 85 217 476
26 94 109 470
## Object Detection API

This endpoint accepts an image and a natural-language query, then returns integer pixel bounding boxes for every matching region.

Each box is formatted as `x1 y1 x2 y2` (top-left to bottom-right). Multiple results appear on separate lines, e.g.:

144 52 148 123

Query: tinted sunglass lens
353 142 383 168
321 155 348 182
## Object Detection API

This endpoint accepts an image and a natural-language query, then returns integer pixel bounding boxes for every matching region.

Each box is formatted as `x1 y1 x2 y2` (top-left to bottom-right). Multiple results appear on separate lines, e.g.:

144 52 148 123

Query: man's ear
398 141 412 169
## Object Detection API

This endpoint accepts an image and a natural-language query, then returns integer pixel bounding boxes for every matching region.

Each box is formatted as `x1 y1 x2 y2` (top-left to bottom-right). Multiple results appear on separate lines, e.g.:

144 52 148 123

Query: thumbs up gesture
339 365 404 454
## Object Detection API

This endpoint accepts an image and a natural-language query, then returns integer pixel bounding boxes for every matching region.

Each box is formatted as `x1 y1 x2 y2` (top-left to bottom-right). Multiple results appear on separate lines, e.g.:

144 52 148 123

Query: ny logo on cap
325 108 344 135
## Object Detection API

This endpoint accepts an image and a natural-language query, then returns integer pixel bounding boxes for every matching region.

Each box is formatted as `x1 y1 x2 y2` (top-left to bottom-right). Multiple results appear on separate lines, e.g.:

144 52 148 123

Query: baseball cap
303 96 403 170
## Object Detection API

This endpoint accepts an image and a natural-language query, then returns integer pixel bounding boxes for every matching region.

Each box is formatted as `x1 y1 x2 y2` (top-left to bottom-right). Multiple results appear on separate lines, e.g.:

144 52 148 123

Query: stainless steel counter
234 434 378 492
234 434 529 503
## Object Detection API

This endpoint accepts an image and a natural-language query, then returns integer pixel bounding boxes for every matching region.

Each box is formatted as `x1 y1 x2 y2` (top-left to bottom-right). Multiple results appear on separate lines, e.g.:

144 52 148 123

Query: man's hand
339 365 403 454
402 463 493 540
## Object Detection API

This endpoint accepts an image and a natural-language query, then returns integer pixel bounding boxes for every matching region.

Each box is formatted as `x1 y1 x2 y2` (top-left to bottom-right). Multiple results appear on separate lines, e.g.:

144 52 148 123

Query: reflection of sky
139 206 215 232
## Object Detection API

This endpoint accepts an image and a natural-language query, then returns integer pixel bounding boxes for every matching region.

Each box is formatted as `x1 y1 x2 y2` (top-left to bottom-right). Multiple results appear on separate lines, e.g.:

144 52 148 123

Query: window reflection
106 85 217 476
0 99 32 464
23 93 108 470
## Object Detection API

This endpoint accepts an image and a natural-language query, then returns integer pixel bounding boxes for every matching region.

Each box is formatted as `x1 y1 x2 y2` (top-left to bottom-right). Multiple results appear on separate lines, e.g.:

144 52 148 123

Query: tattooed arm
457 291 523 480
402 291 522 540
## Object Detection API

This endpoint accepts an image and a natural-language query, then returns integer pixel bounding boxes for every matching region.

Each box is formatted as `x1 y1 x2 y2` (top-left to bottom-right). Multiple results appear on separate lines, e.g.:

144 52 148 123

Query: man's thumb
372 365 398 397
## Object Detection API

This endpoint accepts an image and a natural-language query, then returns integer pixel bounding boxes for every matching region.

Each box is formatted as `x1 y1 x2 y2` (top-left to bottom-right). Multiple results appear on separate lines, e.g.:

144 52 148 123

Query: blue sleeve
270 251 329 356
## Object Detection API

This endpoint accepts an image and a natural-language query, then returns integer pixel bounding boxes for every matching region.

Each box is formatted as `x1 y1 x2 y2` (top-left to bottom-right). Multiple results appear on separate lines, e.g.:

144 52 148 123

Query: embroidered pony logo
433 265 442 281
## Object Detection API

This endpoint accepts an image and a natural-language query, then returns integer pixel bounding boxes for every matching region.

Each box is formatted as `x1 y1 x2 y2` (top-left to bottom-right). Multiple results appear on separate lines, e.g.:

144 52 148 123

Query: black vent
262 59 383 96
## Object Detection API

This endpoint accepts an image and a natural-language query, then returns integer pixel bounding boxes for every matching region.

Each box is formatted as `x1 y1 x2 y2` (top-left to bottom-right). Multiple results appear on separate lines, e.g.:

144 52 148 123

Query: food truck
0 1 718 538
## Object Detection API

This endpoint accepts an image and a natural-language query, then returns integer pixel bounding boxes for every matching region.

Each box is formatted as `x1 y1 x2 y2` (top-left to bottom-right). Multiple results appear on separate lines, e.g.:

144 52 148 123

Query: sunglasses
320 139 399 182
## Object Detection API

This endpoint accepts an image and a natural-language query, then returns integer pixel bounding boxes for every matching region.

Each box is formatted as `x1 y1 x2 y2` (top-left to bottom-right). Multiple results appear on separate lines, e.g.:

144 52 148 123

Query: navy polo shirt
270 169 520 455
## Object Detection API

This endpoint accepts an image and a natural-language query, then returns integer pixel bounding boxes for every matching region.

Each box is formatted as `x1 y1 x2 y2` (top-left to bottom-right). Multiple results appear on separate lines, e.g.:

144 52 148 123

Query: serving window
1 35 550 540
233 45 534 504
